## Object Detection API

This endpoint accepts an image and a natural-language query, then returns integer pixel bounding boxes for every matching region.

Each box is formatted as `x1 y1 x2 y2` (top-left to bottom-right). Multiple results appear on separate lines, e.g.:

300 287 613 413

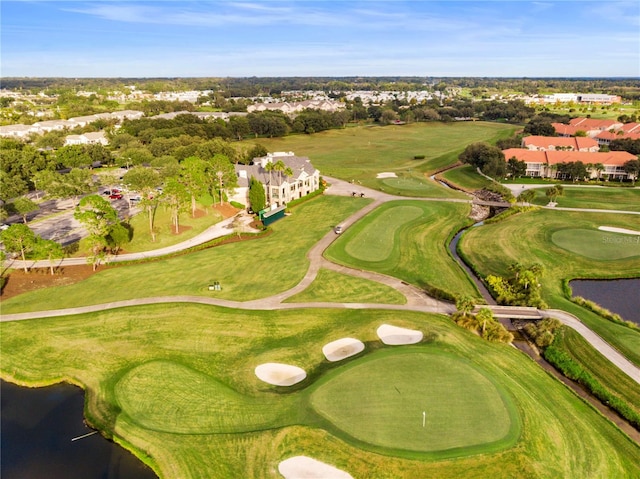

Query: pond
1 380 157 479
570 278 640 325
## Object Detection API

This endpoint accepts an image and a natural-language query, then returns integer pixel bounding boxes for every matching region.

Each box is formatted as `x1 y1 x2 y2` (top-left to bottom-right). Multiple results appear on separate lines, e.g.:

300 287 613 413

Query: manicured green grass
557 327 640 418
441 164 493 191
284 269 406 305
2 305 639 478
310 348 518 455
240 122 517 195
531 187 640 212
458 208 640 366
1 195 370 313
345 205 423 261
325 200 479 300
551 228 640 260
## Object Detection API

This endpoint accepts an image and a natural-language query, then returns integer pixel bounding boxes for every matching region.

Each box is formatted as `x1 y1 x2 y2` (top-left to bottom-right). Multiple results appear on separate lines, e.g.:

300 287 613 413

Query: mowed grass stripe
345 205 423 262
309 349 517 455
284 268 406 304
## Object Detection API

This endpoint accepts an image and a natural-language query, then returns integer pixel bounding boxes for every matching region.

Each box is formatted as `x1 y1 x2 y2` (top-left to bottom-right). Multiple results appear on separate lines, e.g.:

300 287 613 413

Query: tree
506 157 527 178
623 159 640 185
459 142 506 179
106 222 131 255
180 156 209 217
74 195 119 270
517 189 535 204
122 166 162 241
33 237 64 275
455 296 476 314
12 197 39 224
206 154 237 206
36 168 95 205
55 145 92 168
0 224 36 272
524 117 556 136
161 178 189 234
0 171 29 203
248 176 266 213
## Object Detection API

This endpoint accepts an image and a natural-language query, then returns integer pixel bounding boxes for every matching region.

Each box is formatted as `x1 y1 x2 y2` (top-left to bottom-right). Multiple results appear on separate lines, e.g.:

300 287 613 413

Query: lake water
1 380 157 479
570 278 640 325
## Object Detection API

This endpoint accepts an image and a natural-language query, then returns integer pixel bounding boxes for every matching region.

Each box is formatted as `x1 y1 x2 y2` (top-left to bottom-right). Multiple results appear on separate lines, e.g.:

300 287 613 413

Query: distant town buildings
526 93 622 105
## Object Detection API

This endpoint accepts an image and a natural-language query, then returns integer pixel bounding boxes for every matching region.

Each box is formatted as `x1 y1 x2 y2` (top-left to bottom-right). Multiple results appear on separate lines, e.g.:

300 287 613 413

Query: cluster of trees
485 263 547 308
458 142 506 178
523 317 562 348
452 300 514 343
0 223 64 274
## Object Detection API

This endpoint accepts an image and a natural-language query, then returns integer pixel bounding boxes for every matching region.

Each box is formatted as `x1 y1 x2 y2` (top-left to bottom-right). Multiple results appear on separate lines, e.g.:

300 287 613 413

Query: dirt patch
1 264 98 300
171 224 193 235
211 203 239 219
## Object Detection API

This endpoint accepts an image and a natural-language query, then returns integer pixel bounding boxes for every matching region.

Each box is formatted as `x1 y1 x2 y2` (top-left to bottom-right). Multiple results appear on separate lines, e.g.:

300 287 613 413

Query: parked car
109 193 123 200
334 225 343 234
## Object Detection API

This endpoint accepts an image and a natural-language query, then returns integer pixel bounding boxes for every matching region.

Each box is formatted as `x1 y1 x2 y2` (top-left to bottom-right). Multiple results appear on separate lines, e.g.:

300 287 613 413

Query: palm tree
264 161 275 204
594 163 605 182
216 170 224 205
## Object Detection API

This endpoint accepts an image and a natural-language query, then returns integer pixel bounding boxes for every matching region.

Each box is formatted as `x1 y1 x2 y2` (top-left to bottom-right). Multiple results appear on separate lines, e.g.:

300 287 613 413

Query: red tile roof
523 135 598 150
568 117 621 131
502 148 635 167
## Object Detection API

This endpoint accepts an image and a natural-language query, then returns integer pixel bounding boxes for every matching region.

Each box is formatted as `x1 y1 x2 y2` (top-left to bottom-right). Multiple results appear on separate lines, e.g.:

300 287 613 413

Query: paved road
2 176 639 386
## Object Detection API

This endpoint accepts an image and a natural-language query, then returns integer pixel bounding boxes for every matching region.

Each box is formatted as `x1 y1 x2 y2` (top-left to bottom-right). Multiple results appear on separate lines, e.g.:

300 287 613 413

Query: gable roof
568 117 622 131
235 155 318 188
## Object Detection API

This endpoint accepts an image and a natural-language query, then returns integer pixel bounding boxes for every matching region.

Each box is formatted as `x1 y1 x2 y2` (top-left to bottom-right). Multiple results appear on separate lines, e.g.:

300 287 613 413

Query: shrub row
543 333 640 429
572 295 639 332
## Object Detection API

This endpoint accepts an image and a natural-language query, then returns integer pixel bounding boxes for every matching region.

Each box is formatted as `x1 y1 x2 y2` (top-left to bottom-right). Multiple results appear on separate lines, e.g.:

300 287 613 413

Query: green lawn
531 187 640 212
458 208 640 366
441 164 493 191
1 195 370 313
239 122 517 195
284 268 406 305
1 305 639 478
74 204 226 256
551 228 640 260
325 200 480 300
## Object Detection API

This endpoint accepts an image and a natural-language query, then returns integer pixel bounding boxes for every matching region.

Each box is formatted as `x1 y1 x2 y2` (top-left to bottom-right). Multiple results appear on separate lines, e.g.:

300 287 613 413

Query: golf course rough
309 349 519 456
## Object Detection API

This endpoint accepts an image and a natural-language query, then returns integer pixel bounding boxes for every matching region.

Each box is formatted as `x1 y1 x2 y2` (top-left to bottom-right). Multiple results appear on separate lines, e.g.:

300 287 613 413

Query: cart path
1 176 639 385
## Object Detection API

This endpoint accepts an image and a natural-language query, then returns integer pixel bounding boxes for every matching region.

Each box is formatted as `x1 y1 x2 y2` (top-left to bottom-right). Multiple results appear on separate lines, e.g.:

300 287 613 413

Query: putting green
310 349 519 455
345 205 423 262
551 229 640 260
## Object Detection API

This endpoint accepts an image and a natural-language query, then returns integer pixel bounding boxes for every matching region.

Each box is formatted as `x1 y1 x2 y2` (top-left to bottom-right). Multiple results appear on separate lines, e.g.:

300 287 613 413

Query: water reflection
1 380 157 479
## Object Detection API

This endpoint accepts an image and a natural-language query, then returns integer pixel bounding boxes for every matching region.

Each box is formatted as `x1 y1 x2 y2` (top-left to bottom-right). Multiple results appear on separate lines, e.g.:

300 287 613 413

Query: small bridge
473 305 543 320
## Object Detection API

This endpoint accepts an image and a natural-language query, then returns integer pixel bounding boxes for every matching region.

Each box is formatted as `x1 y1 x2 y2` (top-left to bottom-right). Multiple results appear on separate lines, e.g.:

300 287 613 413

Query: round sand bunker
279 456 354 479
322 337 365 362
377 324 423 345
255 363 306 386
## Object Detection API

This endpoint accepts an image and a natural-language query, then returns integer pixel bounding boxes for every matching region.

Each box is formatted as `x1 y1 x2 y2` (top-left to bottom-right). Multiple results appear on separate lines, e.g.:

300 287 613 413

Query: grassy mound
551 229 640 260
310 349 518 456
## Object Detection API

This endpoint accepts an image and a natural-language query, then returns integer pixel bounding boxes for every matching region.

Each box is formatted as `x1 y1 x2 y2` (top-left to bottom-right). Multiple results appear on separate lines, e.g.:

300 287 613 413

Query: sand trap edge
278 456 354 479
377 324 423 345
322 337 365 362
254 363 306 386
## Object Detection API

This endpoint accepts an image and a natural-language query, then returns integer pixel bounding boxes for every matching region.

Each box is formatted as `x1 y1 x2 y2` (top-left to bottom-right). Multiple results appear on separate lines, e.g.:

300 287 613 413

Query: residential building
594 123 640 146
502 148 635 180
231 152 320 208
0 124 39 138
522 136 599 152
553 118 623 138
64 131 109 146
247 100 344 114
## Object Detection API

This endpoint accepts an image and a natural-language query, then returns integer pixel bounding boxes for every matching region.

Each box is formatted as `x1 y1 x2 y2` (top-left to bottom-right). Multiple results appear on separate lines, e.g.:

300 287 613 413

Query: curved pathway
1 176 638 386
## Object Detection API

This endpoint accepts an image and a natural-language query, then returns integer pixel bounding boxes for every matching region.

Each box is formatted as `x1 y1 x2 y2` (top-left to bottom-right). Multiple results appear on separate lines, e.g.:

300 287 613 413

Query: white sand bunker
322 337 365 362
377 324 423 345
598 226 640 236
255 363 306 386
376 171 398 178
279 456 354 479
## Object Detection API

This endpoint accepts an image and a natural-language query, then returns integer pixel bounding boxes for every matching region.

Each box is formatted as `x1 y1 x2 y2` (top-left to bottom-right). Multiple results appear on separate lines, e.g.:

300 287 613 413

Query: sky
1 1 639 78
